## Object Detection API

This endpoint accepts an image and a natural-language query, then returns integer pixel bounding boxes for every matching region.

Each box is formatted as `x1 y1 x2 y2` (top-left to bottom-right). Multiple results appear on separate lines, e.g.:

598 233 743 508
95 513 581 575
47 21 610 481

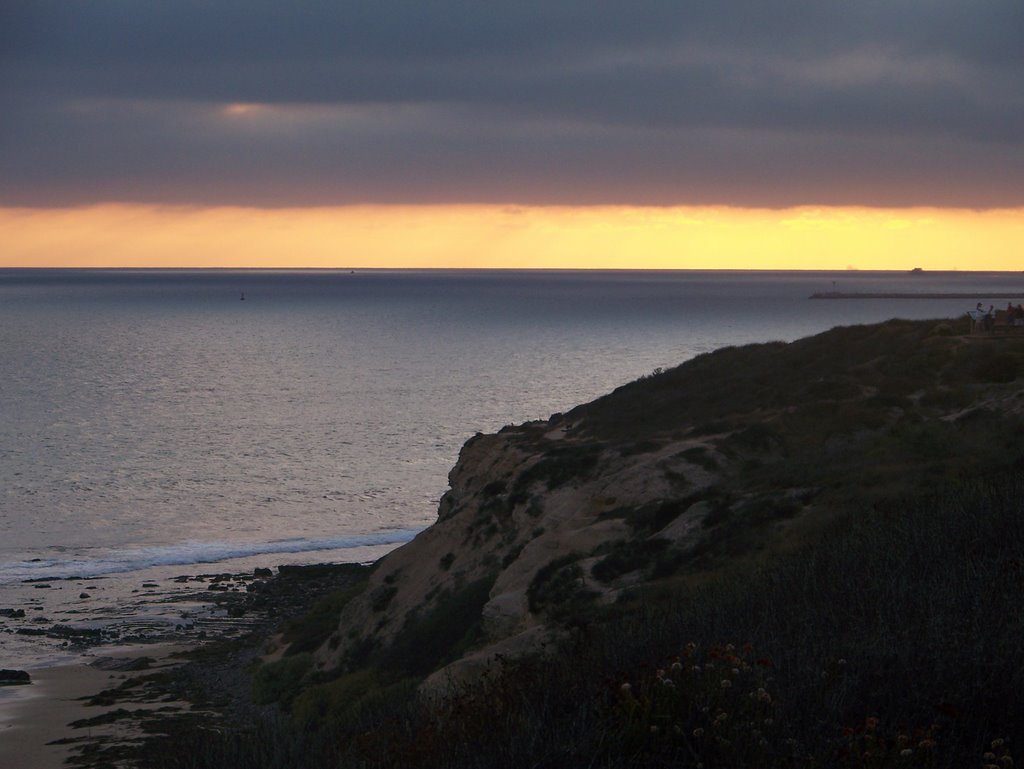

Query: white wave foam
0 529 422 584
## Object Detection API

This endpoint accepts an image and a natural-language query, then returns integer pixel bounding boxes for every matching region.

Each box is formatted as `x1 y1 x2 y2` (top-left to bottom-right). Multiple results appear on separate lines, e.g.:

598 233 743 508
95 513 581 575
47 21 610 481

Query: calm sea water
2 268 1023 666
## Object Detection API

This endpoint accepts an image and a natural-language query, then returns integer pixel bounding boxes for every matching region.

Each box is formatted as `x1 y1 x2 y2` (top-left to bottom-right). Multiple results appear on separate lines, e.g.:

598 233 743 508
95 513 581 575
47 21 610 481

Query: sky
1 1 1022 269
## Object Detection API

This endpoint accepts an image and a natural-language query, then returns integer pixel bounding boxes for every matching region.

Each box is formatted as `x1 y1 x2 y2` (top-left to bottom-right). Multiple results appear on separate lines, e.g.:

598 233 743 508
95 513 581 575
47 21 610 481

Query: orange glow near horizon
1 204 1021 271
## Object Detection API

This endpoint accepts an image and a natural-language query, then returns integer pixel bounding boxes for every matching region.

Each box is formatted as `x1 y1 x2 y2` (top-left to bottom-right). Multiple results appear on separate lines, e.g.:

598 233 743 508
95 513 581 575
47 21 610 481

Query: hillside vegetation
153 317 1024 768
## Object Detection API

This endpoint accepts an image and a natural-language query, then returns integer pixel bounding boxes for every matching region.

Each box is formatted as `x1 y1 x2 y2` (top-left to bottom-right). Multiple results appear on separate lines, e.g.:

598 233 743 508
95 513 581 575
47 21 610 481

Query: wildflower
670 661 683 674
656 668 666 680
918 739 936 750
693 727 705 738
720 679 732 689
692 665 702 674
685 642 697 654
900 749 913 757
661 678 675 688
725 644 735 652
993 739 1006 749
986 753 999 761
620 683 632 695
731 667 740 676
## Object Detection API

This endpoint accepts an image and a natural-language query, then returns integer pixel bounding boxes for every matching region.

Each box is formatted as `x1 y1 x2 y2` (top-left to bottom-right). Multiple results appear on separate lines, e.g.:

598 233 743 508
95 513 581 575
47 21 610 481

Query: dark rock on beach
0 608 26 618
0 669 31 685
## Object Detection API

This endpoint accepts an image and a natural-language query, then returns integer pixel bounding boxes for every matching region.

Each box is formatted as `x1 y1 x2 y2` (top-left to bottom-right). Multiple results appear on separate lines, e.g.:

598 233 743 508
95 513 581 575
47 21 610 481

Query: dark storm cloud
2 1 1022 207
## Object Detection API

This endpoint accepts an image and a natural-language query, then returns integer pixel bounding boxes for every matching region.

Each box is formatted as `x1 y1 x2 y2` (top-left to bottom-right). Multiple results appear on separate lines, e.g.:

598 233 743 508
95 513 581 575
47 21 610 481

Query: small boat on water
240 291 246 301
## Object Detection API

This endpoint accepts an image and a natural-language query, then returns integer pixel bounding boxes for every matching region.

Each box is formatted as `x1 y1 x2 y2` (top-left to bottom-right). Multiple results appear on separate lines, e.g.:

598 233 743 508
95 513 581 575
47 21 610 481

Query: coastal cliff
100 316 1024 768
308 317 1024 688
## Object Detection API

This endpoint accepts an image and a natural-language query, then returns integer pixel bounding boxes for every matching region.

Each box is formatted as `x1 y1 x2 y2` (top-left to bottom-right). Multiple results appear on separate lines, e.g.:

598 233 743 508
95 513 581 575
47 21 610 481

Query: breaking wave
0 529 422 584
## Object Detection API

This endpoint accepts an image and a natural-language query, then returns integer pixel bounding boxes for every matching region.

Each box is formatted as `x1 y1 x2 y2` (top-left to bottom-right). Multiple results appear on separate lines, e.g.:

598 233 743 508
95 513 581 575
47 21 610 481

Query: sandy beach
0 644 191 769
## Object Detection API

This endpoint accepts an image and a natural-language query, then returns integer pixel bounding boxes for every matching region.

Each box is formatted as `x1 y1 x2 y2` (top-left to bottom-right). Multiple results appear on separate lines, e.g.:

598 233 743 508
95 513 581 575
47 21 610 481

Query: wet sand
0 644 191 769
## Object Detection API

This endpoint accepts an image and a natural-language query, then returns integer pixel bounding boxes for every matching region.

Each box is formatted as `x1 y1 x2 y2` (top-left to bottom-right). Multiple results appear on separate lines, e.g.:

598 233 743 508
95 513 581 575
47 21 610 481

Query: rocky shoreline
0 562 369 769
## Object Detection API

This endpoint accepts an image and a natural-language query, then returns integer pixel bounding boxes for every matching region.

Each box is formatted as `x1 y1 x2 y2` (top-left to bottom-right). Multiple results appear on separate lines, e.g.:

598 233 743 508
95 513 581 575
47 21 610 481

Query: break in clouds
1 1 1022 208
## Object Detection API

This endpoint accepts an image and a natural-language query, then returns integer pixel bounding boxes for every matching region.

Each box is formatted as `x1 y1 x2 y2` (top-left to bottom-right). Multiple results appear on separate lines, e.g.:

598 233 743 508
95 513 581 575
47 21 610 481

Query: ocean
2 267 1023 668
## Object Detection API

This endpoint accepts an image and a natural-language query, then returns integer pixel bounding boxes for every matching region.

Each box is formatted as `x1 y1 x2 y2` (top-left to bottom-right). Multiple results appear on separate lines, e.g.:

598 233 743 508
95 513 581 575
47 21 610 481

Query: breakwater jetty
810 292 1024 300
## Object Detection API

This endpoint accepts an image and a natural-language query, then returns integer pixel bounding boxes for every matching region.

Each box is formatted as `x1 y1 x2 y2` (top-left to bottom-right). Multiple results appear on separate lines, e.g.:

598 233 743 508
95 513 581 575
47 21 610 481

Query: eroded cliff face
314 417 727 687
312 319 1024 689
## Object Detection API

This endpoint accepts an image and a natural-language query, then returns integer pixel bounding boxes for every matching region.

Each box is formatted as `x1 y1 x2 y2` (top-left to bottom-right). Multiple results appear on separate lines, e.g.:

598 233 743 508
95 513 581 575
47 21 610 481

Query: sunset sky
2 2 1022 269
